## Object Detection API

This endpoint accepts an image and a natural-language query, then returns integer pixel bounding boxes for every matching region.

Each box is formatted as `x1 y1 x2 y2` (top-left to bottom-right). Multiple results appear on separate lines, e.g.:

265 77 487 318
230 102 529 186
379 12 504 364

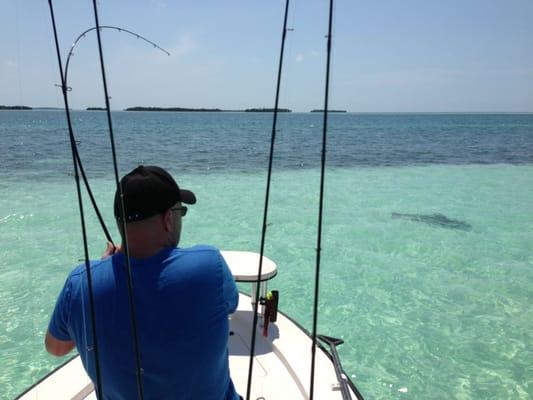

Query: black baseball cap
114 165 196 223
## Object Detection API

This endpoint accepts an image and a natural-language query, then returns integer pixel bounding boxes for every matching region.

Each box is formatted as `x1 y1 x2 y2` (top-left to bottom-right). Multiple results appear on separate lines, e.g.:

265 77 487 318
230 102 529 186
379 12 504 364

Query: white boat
16 251 363 400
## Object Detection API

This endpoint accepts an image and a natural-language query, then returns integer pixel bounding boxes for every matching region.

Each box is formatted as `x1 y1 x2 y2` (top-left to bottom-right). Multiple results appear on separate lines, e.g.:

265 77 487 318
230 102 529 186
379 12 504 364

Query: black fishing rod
73 147 115 246
64 25 170 86
309 0 335 398
46 1 104 398
89 1 145 399
49 10 170 399
64 26 169 249
245 0 292 399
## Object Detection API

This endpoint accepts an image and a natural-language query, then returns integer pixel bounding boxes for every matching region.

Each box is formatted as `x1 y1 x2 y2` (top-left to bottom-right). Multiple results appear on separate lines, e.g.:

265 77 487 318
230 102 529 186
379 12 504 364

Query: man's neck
123 238 172 259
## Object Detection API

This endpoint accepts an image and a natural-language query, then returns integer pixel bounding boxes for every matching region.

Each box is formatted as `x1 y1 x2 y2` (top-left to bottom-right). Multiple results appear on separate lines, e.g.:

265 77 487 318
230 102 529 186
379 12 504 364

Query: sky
1 0 532 112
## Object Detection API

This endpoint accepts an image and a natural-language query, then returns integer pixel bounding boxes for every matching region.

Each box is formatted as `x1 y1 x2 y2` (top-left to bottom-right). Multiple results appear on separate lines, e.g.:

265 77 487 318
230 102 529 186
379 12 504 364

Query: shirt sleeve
220 254 239 314
47 275 73 341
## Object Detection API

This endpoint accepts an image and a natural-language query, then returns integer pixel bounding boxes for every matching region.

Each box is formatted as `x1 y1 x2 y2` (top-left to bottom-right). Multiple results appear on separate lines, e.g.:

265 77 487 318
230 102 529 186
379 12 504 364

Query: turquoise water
1 112 532 399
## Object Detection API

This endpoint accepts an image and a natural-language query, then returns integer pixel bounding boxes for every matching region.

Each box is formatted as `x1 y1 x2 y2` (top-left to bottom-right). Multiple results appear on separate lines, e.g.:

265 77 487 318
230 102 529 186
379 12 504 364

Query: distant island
310 109 347 113
125 106 292 113
245 108 291 112
126 106 223 112
87 107 106 111
0 105 32 110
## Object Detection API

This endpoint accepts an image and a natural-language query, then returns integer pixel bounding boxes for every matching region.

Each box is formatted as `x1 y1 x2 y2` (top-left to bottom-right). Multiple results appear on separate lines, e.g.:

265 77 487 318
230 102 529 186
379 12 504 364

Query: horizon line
2 106 533 114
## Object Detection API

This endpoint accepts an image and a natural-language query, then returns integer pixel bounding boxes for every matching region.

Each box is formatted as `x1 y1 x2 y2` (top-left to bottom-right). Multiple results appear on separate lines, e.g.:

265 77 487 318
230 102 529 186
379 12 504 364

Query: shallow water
0 111 532 399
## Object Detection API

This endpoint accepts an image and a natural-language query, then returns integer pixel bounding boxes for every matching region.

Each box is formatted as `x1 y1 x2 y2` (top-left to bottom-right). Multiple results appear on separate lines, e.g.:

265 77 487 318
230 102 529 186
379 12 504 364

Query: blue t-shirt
48 245 239 400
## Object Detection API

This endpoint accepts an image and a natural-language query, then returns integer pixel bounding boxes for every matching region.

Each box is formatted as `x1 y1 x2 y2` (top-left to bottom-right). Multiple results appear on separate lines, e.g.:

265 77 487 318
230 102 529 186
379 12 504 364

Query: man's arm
46 275 75 356
45 331 75 356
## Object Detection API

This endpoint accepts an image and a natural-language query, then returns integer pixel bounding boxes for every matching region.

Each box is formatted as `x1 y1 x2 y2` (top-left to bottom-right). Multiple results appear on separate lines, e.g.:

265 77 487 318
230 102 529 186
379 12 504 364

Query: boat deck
19 292 359 399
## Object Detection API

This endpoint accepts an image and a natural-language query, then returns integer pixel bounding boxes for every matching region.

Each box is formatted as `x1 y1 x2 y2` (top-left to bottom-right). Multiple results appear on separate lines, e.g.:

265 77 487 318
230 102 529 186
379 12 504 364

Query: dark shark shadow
392 212 472 231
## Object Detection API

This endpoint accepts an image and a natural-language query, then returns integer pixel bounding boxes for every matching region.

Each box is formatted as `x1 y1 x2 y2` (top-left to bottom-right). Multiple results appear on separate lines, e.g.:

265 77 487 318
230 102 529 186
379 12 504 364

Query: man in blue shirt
46 165 240 400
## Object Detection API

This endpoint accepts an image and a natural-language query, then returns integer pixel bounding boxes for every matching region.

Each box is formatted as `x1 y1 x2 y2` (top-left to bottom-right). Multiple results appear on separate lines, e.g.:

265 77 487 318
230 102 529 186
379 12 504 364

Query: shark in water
391 212 472 231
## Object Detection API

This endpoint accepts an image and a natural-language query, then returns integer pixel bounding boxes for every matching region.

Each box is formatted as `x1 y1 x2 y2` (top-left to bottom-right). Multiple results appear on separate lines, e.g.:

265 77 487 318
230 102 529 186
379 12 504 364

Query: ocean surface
0 111 532 399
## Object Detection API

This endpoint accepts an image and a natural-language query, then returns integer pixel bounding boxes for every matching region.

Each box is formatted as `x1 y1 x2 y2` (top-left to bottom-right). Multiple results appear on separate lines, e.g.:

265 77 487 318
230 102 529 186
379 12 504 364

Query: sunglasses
170 206 188 217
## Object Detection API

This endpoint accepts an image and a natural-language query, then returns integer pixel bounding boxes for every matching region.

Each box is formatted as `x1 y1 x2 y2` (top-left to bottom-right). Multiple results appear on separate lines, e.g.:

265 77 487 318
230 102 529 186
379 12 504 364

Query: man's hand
45 331 75 357
101 242 121 259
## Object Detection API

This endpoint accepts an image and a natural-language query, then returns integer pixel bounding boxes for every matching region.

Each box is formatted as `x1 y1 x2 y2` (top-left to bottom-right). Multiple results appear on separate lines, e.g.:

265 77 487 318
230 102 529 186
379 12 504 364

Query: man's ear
162 210 173 232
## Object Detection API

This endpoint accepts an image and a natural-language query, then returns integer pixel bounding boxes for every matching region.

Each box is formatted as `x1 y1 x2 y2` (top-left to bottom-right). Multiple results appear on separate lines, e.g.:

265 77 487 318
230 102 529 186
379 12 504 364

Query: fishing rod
72 145 115 246
63 26 170 248
46 1 104 397
64 25 170 86
245 0 292 399
89 1 145 399
309 0 335 398
47 13 169 400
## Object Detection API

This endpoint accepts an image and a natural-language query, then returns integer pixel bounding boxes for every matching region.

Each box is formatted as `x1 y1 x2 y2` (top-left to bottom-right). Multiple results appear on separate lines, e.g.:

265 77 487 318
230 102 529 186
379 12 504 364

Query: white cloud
345 68 464 87
346 67 533 89
167 33 197 57
150 0 167 10
6 60 17 67
296 54 304 63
